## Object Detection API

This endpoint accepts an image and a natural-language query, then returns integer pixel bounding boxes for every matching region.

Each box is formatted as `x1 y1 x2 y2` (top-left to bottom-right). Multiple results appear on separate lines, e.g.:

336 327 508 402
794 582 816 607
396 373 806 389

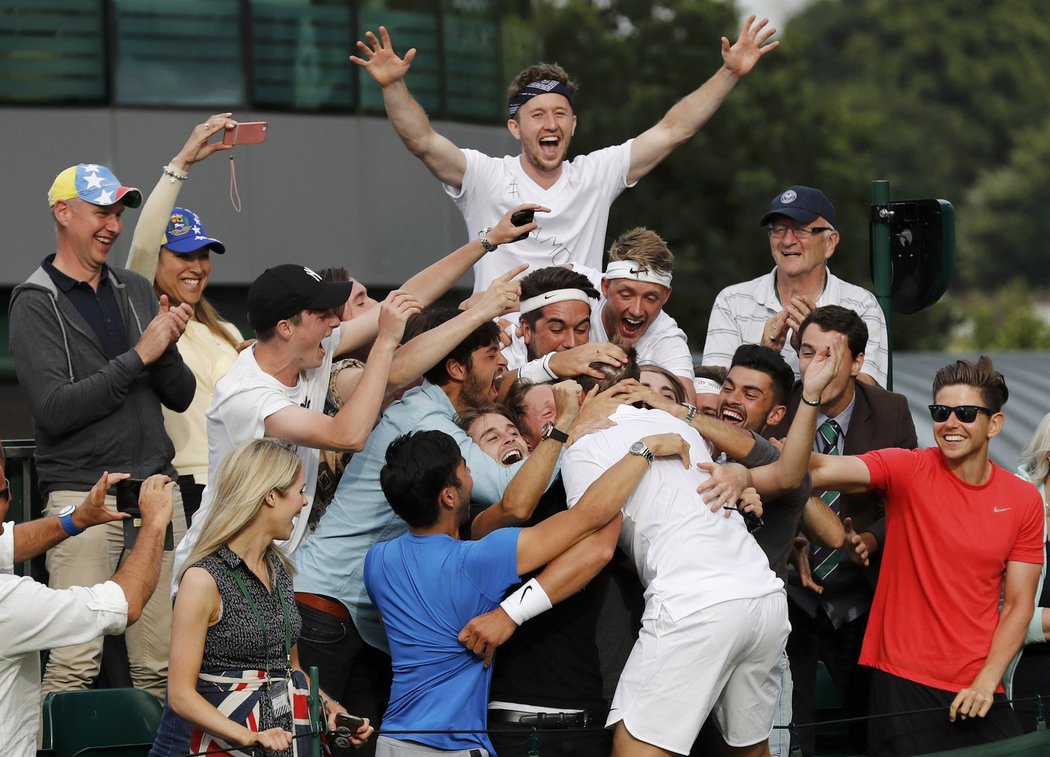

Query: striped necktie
810 419 843 581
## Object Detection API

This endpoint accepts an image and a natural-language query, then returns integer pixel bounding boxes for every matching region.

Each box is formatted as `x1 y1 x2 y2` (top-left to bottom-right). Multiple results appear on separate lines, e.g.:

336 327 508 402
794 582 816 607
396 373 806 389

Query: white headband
603 260 672 288
519 288 594 316
693 377 722 396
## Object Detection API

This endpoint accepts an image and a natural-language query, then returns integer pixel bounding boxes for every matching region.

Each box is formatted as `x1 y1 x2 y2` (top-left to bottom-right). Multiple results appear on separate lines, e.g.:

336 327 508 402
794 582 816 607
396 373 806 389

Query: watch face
629 441 646 455
541 421 554 439
58 504 76 517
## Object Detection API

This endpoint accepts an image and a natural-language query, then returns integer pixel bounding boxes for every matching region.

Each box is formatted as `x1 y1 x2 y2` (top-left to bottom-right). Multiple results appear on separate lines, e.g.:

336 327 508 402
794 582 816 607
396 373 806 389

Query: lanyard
231 559 292 676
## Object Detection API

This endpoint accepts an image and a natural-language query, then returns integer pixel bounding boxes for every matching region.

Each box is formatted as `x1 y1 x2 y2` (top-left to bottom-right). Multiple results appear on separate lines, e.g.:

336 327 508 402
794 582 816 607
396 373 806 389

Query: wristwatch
681 402 698 423
628 440 655 465
57 504 84 536
540 421 569 444
477 227 498 253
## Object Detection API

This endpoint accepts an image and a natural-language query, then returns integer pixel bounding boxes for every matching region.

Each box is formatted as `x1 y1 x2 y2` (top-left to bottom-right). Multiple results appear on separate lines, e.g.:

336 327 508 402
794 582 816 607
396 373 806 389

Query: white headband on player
694 377 722 395
519 288 594 316
603 260 672 288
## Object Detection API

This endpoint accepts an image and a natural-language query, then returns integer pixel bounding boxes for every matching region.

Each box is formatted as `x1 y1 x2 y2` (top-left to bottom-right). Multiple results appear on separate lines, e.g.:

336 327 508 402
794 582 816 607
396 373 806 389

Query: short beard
461 371 493 409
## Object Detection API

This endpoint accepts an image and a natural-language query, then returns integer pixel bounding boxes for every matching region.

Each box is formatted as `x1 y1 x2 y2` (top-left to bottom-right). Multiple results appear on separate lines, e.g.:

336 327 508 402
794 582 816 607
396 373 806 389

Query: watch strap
477 228 498 253
59 511 84 537
541 422 569 444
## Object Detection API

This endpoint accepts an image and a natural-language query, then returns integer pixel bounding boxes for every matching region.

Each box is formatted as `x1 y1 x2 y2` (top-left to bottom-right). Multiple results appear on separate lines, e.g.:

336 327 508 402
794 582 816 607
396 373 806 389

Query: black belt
488 708 606 729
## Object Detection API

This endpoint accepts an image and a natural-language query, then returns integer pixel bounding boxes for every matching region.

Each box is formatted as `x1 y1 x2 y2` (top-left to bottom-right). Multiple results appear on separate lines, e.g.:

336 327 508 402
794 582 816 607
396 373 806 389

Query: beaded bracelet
162 164 188 183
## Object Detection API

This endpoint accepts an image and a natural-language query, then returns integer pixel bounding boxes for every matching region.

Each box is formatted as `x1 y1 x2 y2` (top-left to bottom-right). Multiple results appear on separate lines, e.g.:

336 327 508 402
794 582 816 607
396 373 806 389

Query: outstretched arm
125 114 235 280
12 472 130 563
628 14 778 184
351 25 466 188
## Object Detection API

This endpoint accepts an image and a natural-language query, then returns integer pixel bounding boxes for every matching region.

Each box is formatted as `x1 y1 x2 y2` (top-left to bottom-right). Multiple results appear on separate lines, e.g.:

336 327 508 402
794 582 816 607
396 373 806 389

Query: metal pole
309 665 322 757
870 180 894 390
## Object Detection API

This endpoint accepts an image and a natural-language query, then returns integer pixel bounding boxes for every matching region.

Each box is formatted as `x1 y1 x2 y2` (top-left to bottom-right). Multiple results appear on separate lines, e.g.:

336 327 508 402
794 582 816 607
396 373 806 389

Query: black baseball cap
247 265 351 332
760 185 838 228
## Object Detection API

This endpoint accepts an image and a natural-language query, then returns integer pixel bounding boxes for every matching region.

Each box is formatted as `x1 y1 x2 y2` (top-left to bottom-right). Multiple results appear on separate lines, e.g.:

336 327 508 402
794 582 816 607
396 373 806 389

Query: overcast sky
740 0 811 30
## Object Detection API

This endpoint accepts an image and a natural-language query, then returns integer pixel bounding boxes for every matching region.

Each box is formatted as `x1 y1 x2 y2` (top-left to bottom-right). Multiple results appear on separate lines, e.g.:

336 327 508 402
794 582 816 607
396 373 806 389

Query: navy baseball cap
247 264 351 332
163 207 226 254
760 186 837 228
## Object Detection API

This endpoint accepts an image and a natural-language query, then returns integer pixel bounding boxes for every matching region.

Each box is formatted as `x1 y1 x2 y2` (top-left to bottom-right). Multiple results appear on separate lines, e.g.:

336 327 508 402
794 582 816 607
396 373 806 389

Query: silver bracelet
162 164 188 183
477 228 498 253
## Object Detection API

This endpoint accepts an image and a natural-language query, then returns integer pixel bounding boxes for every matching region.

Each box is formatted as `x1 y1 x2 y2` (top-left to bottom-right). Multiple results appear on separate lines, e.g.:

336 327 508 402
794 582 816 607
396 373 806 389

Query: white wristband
518 353 557 384
499 578 553 626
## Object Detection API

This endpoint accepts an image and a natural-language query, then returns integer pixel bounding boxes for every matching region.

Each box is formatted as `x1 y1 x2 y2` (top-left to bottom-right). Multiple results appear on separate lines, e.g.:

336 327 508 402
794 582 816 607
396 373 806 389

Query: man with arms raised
808 357 1041 755
351 17 777 290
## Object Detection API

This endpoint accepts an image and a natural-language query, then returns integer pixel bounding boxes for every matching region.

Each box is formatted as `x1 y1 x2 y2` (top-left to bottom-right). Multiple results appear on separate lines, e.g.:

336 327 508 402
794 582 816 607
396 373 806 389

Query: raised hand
551 379 583 428
800 333 846 405
721 14 779 78
135 295 192 365
350 26 417 87
376 290 423 344
472 265 525 319
171 112 236 170
137 474 175 531
488 203 550 246
73 471 131 531
762 309 790 351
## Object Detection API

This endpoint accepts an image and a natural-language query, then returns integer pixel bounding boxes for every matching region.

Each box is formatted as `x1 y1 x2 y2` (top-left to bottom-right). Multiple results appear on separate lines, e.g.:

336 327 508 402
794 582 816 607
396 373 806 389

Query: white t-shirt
445 143 636 292
562 406 783 621
1 566 126 755
171 329 337 592
702 267 889 386
591 304 695 379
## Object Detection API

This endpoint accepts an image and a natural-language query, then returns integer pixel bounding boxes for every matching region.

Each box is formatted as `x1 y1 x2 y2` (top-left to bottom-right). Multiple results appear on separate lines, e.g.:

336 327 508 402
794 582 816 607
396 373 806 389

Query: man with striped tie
765 305 917 756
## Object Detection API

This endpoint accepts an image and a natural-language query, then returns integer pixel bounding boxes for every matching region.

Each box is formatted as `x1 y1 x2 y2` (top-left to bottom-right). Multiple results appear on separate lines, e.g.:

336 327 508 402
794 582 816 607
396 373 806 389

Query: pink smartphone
222 121 268 146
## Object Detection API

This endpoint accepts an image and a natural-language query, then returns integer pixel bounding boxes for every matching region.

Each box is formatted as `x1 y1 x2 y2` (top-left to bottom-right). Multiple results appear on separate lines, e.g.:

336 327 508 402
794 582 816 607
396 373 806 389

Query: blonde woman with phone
149 439 372 755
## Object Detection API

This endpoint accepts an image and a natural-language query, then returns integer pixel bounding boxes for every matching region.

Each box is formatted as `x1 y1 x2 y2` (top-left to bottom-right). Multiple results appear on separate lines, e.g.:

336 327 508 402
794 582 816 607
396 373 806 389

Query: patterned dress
150 545 311 756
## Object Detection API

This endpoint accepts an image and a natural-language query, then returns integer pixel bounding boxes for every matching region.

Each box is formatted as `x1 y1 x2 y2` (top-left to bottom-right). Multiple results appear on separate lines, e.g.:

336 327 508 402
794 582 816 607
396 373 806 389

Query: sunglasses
928 404 993 423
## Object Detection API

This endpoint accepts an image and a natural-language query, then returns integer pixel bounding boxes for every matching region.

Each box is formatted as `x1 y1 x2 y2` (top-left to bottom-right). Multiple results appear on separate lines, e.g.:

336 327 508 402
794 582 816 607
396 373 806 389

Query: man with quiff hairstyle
351 17 778 291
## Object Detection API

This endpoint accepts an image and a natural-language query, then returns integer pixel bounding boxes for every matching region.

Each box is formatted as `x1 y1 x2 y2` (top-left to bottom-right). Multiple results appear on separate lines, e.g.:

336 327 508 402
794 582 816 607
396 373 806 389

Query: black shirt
42 254 130 358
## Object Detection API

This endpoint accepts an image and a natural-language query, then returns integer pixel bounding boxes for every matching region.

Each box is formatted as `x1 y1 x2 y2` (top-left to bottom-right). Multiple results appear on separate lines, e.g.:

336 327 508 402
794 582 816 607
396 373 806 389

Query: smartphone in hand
222 122 268 146
509 209 535 243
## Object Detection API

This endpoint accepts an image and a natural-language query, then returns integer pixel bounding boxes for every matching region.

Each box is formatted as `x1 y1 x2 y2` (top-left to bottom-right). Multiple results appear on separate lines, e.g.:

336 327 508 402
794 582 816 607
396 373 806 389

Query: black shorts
867 669 1022 756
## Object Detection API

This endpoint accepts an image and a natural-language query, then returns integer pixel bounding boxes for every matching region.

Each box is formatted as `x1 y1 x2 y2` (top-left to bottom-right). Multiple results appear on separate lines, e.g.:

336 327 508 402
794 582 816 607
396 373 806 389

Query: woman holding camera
149 439 371 755
126 115 247 524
